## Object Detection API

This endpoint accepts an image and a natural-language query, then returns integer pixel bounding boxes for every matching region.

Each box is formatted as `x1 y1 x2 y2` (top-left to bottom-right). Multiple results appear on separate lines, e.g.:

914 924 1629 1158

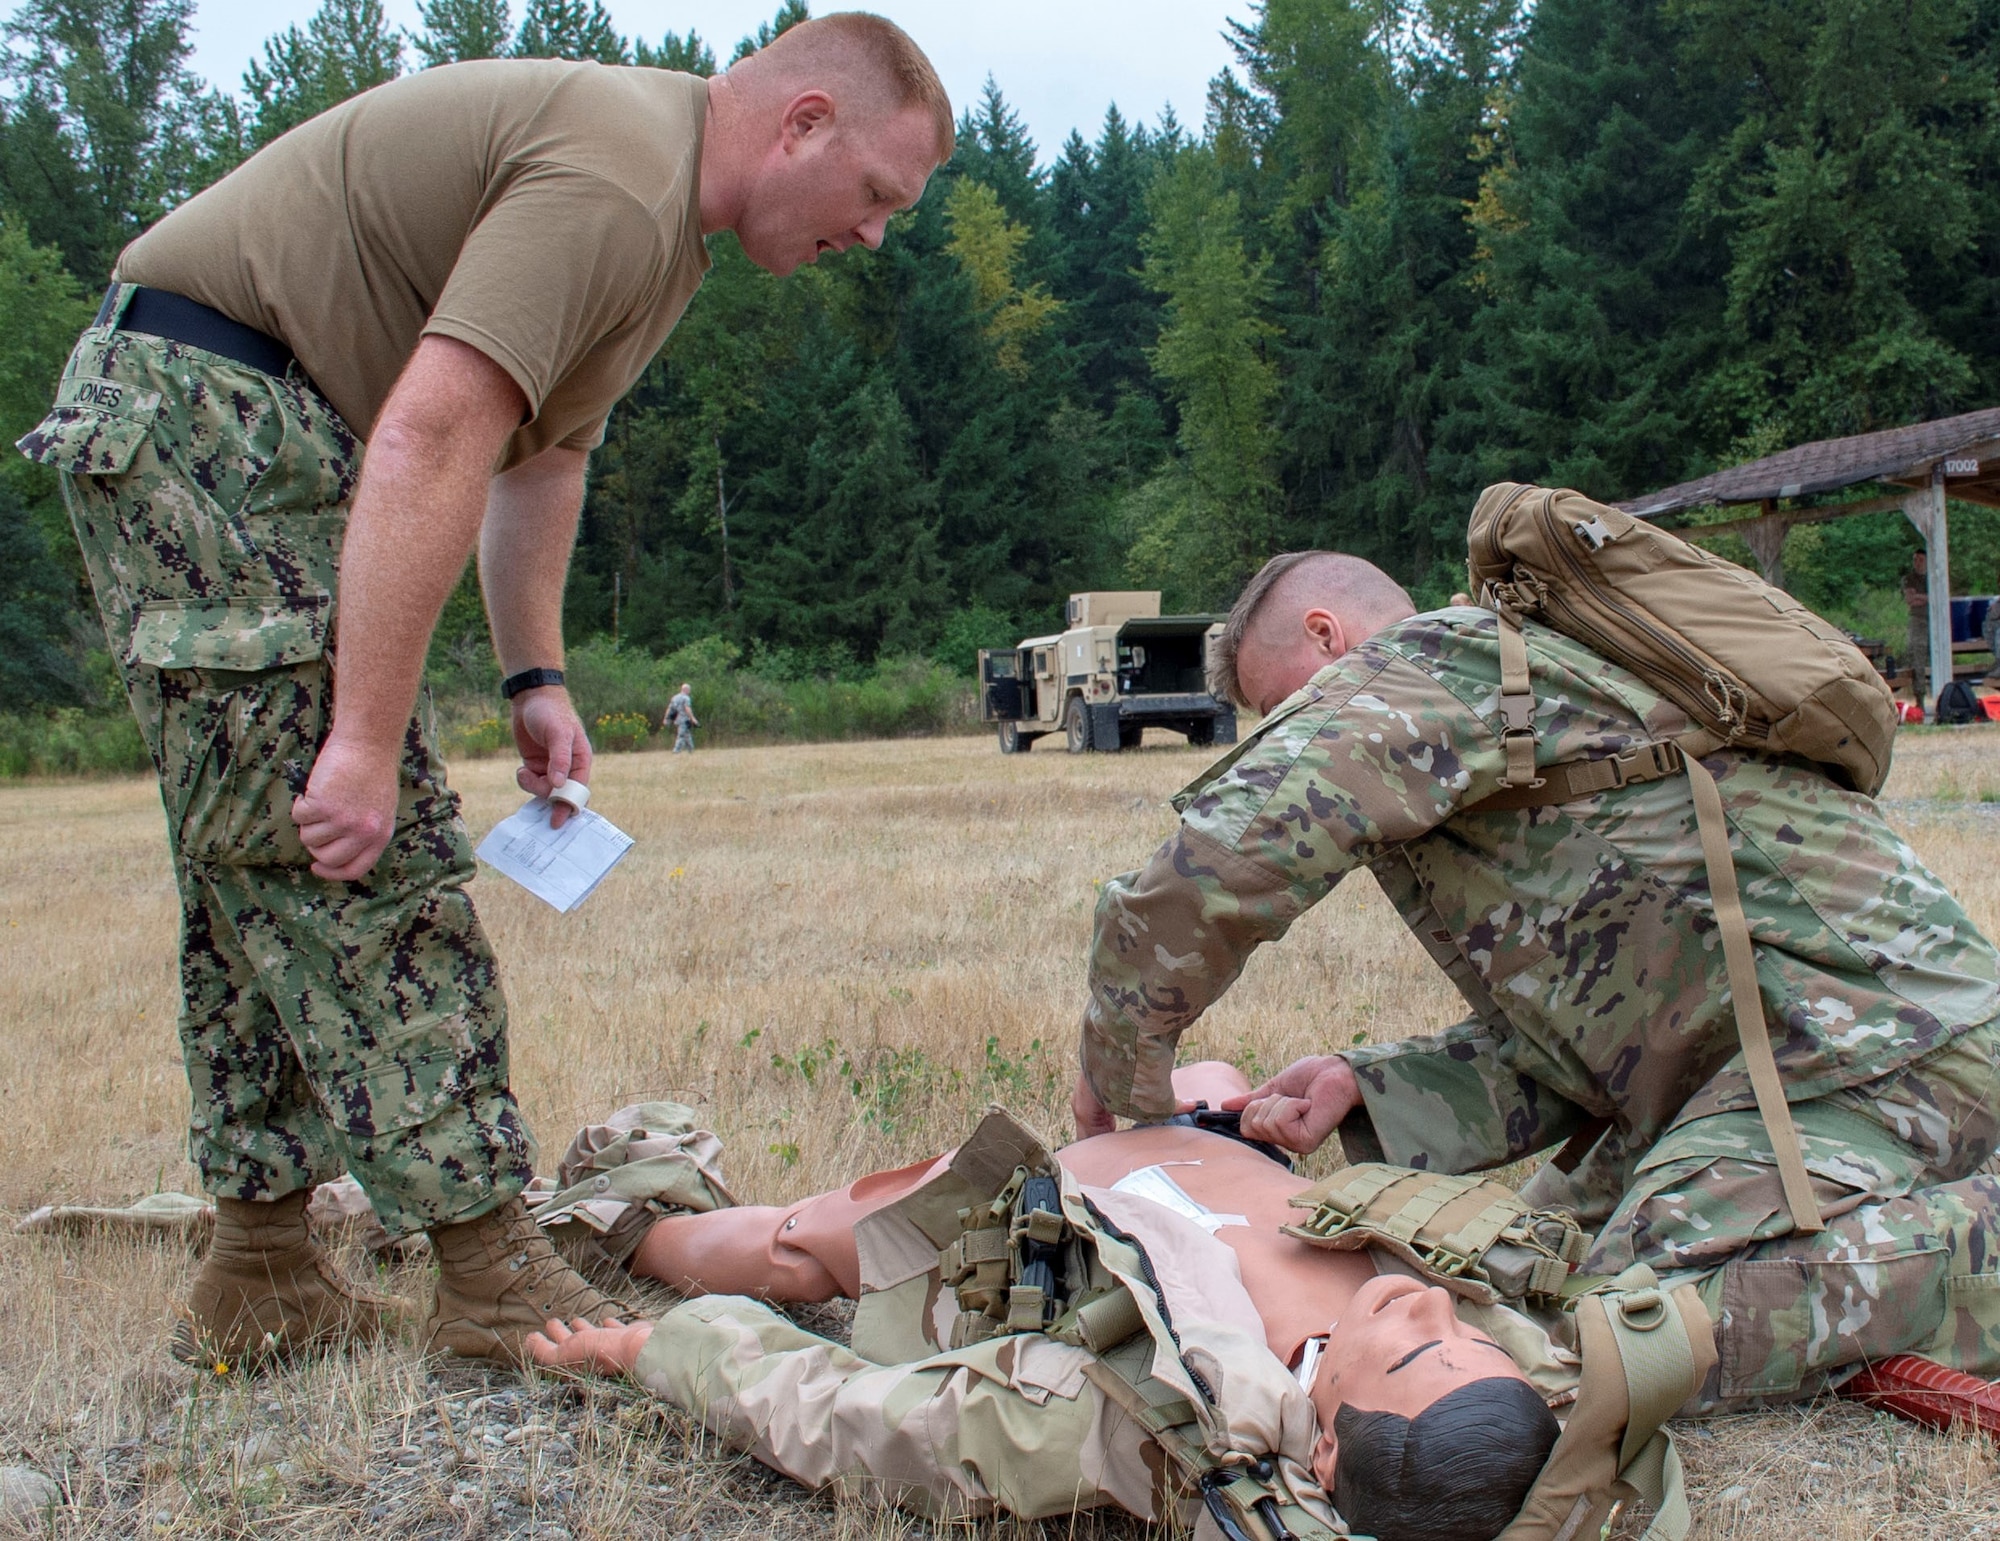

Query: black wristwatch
501 667 565 699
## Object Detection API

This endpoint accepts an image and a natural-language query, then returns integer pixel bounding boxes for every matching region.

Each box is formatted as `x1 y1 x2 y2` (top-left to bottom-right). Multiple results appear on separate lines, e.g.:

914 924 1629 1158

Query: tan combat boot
171 1190 405 1368
425 1197 629 1363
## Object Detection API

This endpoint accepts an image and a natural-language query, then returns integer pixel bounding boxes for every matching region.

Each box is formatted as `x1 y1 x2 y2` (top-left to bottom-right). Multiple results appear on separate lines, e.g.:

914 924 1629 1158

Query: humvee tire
998 721 1031 753
1064 697 1092 754
1186 711 1237 748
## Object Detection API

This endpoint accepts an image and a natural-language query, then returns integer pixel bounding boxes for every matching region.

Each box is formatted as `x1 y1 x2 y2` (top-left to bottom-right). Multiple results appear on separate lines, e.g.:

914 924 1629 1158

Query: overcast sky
182 1 1248 162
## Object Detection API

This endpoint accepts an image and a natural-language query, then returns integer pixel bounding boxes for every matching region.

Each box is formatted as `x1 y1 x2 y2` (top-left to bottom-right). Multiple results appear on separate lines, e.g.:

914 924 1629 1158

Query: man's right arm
290 336 524 880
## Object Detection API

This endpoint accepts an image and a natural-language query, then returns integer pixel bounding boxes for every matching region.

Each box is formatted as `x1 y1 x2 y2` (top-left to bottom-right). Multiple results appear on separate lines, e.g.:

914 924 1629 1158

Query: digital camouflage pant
1522 1014 2000 1408
18 289 534 1235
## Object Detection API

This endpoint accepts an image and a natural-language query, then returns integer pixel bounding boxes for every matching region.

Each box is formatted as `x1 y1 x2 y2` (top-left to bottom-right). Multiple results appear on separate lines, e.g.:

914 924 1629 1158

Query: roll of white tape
549 780 591 812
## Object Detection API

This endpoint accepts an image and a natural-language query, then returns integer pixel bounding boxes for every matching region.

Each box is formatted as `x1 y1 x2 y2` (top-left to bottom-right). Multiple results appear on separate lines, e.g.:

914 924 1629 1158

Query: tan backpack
1462 483 1903 1237
1467 482 1897 795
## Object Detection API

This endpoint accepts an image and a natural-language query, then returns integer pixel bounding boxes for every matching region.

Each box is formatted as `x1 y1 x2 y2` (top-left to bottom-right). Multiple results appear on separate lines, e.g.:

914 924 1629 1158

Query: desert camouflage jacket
1081 608 2000 1172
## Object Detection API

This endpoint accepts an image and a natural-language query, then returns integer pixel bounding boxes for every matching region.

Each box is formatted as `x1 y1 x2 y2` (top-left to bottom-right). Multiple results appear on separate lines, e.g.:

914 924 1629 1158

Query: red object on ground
1897 700 1925 724
1980 693 2000 723
1840 1353 2000 1438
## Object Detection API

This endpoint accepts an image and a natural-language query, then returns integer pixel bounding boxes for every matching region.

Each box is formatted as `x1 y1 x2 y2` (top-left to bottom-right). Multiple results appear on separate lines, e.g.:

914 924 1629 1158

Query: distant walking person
19 18 952 1369
667 682 700 752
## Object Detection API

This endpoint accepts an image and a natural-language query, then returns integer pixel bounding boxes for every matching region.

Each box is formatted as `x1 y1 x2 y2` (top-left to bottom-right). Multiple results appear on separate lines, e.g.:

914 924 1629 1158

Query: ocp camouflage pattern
1080 606 2000 1402
1082 607 2000 1139
18 294 533 1235
1573 1018 2000 1404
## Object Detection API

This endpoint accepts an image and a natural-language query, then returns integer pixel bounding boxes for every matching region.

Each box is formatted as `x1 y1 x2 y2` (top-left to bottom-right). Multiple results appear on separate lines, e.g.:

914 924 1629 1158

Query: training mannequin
528 1062 1564 1541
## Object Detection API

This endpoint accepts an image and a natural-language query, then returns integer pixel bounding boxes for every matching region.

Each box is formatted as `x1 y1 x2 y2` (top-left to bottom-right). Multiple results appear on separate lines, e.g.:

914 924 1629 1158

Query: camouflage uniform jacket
1082 609 2000 1173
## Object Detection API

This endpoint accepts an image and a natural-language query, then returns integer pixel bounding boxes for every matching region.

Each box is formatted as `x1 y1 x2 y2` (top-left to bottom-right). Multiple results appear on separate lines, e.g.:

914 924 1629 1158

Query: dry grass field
6 725 2000 1538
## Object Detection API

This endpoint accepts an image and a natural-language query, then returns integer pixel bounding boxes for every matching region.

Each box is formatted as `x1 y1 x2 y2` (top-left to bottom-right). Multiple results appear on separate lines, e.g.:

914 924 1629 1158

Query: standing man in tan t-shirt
18 13 953 1368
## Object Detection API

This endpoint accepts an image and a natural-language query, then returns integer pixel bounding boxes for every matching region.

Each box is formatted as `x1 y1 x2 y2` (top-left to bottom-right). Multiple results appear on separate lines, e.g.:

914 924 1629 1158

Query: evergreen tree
1048 107 1168 410
511 0 626 64
413 0 511 66
0 0 239 278
955 80 1041 215
1679 0 2000 444
1434 0 1737 502
1129 147 1280 605
0 220 98 708
730 0 808 64
634 28 715 75
245 0 403 147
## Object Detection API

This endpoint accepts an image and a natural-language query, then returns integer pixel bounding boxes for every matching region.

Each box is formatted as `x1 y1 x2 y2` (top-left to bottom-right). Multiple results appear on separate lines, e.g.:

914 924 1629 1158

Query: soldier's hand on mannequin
528 1314 655 1375
292 734 402 880
512 685 593 829
1226 1055 1360 1155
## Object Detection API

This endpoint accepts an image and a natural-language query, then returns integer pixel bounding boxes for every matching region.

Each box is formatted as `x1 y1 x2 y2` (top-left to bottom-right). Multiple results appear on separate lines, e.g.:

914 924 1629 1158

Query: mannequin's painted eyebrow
1386 1340 1443 1374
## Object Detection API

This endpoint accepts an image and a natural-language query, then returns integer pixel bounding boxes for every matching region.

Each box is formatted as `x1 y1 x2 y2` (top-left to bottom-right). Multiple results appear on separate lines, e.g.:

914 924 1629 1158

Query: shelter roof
1622 407 2000 517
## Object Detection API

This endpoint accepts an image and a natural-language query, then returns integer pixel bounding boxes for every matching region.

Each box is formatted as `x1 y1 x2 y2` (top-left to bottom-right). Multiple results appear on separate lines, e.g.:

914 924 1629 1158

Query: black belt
1162 1104 1295 1171
98 283 297 379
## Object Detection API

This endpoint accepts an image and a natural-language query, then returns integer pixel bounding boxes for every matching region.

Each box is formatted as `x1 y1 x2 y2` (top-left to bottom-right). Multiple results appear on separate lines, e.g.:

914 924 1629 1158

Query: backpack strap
1467 740 1686 813
1682 750 1824 1232
1460 619 1826 1236
1493 603 1545 791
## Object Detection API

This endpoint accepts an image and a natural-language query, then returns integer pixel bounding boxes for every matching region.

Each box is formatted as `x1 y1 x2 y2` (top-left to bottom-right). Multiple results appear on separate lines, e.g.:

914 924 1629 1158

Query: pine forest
3 0 1998 756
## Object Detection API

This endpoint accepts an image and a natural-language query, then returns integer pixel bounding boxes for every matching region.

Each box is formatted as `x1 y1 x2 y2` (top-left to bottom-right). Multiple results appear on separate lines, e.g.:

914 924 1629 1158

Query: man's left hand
512 686 593 827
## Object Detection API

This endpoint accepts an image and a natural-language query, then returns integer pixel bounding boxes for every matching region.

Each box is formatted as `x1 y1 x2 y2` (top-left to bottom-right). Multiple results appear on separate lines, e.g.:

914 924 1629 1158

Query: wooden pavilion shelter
1622 407 2000 709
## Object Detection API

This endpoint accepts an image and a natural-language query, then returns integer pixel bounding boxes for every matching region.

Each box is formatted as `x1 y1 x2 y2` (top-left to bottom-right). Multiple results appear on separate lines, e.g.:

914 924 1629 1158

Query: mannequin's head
1309 1275 1559 1541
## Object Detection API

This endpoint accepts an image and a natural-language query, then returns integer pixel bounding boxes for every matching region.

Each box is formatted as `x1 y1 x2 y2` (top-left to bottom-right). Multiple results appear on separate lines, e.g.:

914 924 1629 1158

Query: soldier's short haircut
1209 551 1416 708
1331 1377 1560 1541
734 12 955 163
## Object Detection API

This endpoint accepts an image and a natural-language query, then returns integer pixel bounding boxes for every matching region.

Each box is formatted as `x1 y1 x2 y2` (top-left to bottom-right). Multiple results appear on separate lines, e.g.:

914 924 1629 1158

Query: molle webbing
1282 1165 1584 1305
938 1163 1148 1351
936 1152 1343 1541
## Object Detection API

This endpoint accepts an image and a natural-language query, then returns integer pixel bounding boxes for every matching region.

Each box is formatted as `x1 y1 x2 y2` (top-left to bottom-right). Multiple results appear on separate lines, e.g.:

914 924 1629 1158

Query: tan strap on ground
1495 1273 1714 1541
1620 1431 1691 1541
1682 750 1824 1233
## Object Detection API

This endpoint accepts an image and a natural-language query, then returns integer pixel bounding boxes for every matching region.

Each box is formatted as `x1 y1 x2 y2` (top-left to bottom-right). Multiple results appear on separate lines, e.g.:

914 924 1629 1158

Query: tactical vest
857 1108 1341 1541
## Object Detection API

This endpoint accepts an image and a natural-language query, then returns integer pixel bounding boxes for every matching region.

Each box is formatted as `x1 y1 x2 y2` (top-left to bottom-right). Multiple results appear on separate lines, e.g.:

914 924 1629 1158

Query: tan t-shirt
117 59 711 467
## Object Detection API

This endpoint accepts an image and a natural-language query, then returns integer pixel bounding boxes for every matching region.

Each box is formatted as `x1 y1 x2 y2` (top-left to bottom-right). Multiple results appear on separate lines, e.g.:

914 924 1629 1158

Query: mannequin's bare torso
1060 1124 1374 1362
634 1122 1375 1364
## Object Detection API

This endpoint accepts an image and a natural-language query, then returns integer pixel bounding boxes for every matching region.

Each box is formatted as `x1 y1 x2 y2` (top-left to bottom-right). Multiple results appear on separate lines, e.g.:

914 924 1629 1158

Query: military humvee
978 592 1239 753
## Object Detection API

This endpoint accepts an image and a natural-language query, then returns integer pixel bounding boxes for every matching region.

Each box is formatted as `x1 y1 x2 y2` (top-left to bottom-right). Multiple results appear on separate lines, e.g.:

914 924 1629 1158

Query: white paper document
1109 1163 1248 1233
475 797 633 913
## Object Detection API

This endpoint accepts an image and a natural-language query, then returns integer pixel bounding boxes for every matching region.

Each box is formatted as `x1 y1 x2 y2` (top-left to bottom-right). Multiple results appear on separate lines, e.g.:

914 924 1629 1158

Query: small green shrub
0 708 149 778
448 715 512 759
594 710 652 753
